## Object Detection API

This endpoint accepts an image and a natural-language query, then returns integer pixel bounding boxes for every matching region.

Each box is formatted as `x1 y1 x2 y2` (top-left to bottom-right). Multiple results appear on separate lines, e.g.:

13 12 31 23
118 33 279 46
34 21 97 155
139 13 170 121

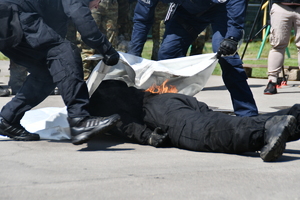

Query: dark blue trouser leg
212 31 258 117
46 41 90 118
1 42 56 123
159 6 258 117
1 41 90 124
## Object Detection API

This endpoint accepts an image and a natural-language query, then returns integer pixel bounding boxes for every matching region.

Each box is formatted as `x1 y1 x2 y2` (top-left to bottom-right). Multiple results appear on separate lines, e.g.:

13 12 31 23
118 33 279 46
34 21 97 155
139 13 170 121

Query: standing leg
211 7 258 117
0 45 55 141
295 7 300 69
1 46 56 124
265 4 293 95
46 41 121 145
46 41 91 118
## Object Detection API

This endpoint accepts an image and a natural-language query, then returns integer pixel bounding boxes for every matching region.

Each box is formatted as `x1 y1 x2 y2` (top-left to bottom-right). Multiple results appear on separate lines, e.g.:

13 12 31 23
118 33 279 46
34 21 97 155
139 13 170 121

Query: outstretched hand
147 127 169 147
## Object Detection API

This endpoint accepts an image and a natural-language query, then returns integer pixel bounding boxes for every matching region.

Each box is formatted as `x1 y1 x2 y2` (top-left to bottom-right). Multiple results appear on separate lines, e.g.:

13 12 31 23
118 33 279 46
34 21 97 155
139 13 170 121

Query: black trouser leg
46 41 90 118
174 110 268 153
1 47 56 124
261 104 300 141
143 94 267 154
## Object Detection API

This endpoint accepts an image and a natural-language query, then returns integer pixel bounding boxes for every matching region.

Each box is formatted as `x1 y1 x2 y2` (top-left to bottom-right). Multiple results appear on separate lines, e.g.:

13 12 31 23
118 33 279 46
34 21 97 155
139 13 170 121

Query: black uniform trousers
90 80 295 154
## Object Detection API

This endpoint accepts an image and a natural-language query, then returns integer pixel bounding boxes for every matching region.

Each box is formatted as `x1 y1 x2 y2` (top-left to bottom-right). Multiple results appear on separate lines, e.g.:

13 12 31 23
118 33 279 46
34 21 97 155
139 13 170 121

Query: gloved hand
147 127 169 147
103 47 119 66
217 37 238 58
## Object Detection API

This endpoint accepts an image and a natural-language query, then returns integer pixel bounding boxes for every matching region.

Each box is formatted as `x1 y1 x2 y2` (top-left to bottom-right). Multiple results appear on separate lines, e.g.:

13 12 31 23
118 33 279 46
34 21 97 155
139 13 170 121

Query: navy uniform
129 0 258 117
8 60 27 95
0 0 120 144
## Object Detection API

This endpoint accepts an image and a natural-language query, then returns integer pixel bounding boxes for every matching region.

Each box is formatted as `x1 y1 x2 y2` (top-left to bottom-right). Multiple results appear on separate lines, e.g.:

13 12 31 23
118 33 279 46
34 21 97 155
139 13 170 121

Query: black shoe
260 115 296 162
0 117 40 141
0 86 11 97
264 81 277 95
68 114 121 145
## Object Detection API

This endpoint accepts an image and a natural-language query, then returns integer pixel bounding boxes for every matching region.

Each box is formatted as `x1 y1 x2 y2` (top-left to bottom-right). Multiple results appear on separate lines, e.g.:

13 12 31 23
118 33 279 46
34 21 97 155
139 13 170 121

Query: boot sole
264 93 277 95
72 114 120 145
264 91 277 95
260 116 296 162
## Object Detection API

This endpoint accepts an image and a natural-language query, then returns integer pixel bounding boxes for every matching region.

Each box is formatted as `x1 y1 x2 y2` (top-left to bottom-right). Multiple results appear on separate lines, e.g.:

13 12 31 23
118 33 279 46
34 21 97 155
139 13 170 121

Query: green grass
0 53 9 61
142 39 299 79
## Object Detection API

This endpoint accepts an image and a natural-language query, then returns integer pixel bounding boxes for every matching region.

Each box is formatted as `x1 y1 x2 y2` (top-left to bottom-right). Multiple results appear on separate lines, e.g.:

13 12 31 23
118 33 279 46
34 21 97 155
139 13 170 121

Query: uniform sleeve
62 0 112 54
128 0 159 56
224 0 246 41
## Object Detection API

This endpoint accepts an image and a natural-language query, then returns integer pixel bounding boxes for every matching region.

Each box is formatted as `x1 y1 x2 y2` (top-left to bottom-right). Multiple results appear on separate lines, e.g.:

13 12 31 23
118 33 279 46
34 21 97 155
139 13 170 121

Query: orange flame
145 79 178 94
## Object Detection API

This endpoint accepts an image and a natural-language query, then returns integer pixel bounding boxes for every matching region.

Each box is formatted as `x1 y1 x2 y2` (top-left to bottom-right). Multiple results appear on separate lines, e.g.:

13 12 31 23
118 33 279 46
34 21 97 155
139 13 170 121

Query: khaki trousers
268 3 300 82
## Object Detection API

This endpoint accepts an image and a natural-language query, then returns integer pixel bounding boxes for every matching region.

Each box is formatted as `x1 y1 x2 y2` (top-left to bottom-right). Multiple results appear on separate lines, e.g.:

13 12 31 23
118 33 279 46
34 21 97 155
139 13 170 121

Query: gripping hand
103 47 119 66
217 37 238 57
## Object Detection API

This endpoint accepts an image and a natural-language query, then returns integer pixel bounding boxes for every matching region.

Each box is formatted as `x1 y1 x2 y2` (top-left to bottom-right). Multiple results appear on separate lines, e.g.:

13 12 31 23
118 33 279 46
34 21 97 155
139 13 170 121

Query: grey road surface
0 60 300 200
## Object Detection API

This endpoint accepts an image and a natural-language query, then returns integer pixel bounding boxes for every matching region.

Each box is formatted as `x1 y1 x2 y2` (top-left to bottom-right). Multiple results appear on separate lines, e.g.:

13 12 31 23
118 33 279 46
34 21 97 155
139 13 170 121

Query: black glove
103 47 119 66
147 127 169 147
217 37 238 57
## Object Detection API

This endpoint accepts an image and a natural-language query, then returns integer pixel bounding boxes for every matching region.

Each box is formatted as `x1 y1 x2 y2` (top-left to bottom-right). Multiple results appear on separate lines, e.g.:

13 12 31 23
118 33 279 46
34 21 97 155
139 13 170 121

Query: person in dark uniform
128 0 258 117
0 0 121 145
89 80 300 162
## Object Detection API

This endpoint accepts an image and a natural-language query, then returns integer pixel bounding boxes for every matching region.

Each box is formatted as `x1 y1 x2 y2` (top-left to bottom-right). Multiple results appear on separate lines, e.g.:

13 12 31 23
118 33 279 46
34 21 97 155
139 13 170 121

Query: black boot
68 114 121 145
0 117 40 141
260 115 296 162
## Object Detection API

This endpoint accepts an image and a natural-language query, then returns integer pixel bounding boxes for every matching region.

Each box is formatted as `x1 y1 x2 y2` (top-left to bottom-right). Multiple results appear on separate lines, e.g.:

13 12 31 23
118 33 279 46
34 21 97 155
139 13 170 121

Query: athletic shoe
68 114 120 145
264 81 277 95
0 117 40 141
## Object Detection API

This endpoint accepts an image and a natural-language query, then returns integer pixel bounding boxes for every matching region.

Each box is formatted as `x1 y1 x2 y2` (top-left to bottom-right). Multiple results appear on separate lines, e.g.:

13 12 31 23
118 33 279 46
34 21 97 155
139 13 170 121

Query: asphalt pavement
0 60 300 200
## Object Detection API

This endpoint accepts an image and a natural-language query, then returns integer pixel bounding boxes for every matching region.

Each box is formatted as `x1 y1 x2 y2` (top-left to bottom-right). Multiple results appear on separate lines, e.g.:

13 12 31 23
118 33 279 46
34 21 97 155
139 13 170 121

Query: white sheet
2 53 218 140
88 52 218 96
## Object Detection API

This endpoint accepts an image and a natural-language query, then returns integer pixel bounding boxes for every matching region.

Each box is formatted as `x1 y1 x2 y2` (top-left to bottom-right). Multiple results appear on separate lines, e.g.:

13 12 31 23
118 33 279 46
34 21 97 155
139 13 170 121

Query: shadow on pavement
238 149 300 162
79 133 135 151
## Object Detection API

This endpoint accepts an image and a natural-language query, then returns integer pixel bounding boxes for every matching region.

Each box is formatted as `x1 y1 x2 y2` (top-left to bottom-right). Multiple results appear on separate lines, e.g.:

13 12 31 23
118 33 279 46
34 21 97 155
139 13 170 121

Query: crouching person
0 0 120 144
89 80 300 162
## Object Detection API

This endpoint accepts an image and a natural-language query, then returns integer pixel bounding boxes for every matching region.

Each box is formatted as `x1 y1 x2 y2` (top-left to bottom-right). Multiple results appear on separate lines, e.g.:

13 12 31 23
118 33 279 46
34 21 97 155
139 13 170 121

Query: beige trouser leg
268 3 300 82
